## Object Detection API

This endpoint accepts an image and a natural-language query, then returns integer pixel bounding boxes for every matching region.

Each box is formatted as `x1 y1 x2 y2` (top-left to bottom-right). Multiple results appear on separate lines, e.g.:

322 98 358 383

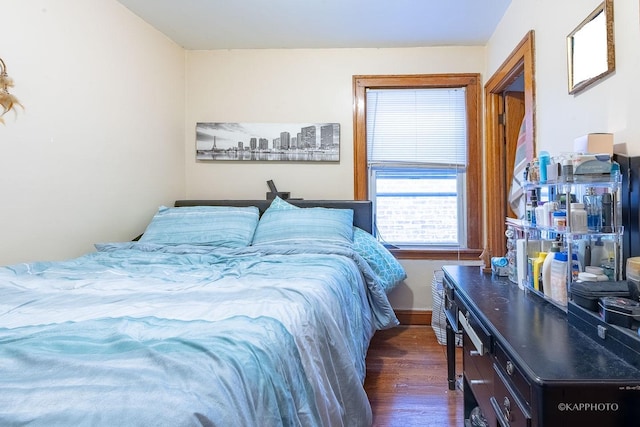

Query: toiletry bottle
601 192 613 233
530 198 538 226
542 242 561 298
583 187 602 232
539 151 550 183
535 202 547 227
571 252 581 281
561 158 573 183
577 238 590 273
526 191 538 225
553 211 566 231
544 201 556 229
590 238 606 267
532 252 546 292
570 202 588 233
550 252 568 306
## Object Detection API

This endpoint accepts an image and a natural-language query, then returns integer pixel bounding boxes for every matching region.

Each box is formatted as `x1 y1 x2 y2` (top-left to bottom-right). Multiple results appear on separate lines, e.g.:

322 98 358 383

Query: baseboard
394 309 432 326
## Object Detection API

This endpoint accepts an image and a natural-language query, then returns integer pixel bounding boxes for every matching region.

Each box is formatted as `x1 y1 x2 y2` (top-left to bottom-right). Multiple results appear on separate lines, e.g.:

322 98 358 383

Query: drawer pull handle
490 396 511 427
506 360 514 376
458 310 485 355
503 396 512 419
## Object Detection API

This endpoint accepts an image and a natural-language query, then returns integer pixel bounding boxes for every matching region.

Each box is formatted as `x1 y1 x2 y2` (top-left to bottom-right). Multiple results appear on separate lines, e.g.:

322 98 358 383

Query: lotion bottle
542 242 560 298
550 252 568 306
535 202 547 227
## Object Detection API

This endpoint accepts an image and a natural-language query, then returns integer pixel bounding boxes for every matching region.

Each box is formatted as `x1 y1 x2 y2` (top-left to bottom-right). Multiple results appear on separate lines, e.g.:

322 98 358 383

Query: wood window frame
353 74 483 260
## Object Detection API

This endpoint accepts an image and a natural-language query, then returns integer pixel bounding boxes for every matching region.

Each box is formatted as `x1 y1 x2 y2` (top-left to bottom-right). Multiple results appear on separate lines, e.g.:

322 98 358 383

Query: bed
0 198 405 426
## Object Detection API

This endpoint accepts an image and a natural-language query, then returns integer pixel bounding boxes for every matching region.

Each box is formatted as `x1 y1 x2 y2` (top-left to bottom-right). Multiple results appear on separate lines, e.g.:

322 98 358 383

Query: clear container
583 187 602 232
553 211 567 231
570 202 588 233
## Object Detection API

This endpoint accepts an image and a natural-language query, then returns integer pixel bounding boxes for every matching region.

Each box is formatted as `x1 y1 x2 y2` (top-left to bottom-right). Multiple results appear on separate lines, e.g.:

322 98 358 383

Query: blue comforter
0 242 398 426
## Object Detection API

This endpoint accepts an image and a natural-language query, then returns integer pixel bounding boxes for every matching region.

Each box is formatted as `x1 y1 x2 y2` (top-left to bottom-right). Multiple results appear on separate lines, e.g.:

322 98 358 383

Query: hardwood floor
364 325 464 426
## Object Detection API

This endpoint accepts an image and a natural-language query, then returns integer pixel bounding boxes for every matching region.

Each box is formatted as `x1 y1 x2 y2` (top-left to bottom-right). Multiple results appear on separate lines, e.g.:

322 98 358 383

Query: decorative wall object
0 57 23 125
567 0 615 94
196 122 340 162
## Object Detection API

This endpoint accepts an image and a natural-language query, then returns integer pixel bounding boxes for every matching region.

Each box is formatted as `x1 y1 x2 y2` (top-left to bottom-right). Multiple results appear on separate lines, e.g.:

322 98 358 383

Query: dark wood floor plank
364 325 463 426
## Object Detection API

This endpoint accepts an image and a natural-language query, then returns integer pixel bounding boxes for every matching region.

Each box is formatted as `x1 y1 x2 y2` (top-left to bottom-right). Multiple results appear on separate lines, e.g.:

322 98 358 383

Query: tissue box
574 133 613 155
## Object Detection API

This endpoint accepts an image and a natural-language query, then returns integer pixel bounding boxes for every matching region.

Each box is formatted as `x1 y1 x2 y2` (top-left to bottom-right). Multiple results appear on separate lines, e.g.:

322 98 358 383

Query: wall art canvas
196 122 340 162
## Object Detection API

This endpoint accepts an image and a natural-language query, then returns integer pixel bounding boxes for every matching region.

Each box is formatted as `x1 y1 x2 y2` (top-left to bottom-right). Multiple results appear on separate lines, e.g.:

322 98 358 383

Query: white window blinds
366 88 467 166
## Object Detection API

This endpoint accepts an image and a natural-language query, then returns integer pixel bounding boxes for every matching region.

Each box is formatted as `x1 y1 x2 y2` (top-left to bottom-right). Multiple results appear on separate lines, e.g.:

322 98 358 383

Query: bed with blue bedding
0 198 405 426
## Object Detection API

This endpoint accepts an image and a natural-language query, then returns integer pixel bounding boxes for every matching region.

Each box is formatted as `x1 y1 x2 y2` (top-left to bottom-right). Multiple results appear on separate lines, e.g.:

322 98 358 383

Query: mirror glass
567 0 615 94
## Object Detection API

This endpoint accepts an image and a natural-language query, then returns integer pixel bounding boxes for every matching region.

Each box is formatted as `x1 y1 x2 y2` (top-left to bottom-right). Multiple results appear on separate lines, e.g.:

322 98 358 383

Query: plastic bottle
601 192 613 233
532 252 546 292
542 242 560 298
550 252 568 306
535 202 547 227
562 158 574 183
577 239 591 272
526 191 538 225
590 238 606 267
544 201 557 228
553 211 567 231
571 252 581 281
583 187 602 232
539 151 550 183
570 202 588 233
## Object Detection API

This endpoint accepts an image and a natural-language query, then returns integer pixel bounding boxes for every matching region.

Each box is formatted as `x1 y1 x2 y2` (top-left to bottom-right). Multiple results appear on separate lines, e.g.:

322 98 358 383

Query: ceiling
116 0 512 50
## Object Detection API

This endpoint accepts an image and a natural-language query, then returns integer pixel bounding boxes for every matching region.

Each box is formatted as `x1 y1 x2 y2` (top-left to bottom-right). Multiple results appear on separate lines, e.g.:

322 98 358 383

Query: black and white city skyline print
196 122 340 162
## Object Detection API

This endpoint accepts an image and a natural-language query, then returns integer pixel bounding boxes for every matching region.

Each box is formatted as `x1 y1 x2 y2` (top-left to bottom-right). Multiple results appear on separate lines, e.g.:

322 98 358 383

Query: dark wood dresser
443 265 640 427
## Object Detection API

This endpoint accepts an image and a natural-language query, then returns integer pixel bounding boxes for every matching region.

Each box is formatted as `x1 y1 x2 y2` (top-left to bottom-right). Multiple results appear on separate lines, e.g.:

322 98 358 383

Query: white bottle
535 202 547 227
544 201 557 229
542 242 560 298
570 202 588 233
550 252 568 306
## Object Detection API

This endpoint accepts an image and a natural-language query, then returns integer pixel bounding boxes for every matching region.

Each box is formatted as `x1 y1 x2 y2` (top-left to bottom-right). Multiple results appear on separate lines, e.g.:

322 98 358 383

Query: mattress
0 241 398 426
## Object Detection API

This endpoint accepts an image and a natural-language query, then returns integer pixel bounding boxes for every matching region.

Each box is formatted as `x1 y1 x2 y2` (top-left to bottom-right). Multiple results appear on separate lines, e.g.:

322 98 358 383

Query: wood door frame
483 31 536 268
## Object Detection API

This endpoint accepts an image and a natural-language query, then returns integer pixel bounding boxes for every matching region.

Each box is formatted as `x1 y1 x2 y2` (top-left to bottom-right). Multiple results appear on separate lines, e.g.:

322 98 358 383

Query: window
353 74 482 260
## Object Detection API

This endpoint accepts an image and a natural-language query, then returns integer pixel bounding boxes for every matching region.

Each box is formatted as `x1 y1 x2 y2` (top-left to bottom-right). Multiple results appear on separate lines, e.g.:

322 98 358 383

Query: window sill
389 248 483 261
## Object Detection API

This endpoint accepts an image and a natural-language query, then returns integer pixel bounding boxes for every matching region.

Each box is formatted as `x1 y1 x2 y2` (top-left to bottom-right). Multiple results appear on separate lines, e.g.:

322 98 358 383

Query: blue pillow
268 196 297 211
352 227 406 292
252 200 354 246
139 206 259 247
266 197 405 291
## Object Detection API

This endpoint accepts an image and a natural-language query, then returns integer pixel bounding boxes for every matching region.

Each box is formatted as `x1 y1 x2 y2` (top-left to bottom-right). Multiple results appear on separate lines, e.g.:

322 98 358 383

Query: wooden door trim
483 31 536 268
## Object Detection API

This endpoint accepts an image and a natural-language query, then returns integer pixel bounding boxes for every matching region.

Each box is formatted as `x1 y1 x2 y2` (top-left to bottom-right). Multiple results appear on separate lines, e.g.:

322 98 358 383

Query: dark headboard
174 200 373 234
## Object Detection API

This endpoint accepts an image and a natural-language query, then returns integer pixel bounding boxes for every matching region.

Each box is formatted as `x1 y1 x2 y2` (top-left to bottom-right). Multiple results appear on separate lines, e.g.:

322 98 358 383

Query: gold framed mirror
567 0 615 94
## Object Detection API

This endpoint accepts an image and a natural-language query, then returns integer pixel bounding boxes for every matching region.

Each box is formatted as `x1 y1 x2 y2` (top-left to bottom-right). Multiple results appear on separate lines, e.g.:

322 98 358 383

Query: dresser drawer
461 307 495 425
494 341 532 409
492 363 532 427
443 276 459 331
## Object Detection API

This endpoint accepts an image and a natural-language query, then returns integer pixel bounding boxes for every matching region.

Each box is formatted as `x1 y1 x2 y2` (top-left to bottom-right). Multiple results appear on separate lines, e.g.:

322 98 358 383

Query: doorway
504 87 525 219
483 31 536 268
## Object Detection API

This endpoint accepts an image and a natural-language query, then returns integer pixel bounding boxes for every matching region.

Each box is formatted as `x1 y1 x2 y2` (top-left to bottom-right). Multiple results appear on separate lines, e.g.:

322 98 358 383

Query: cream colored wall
11 0 636 312
0 0 186 264
488 0 640 157
185 47 486 310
